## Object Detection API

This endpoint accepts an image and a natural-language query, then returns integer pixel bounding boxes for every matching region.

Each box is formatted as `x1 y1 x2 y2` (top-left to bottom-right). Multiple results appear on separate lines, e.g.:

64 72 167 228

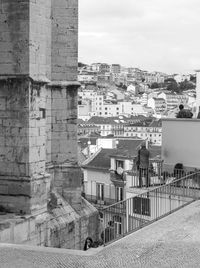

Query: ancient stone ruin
0 0 99 249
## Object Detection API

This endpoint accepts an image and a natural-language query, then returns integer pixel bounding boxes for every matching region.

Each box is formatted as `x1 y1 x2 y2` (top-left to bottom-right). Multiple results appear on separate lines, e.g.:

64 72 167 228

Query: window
116 160 124 169
133 197 150 216
97 183 104 201
39 108 46 119
115 187 123 202
105 107 108 110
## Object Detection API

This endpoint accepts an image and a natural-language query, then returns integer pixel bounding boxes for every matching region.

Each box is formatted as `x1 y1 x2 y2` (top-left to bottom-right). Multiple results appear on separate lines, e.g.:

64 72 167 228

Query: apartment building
158 92 188 110
147 97 167 114
144 72 166 84
124 119 162 145
82 139 161 209
87 116 128 136
111 64 121 74
99 63 110 73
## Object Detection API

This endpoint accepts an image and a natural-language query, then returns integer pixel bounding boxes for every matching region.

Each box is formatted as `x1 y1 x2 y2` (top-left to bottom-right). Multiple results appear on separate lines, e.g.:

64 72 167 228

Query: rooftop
82 142 161 170
82 148 115 170
1 200 200 267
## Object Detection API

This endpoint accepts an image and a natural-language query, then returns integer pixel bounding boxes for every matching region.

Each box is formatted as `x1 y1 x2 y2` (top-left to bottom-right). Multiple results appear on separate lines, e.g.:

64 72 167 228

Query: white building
124 119 162 145
158 92 188 111
147 97 166 114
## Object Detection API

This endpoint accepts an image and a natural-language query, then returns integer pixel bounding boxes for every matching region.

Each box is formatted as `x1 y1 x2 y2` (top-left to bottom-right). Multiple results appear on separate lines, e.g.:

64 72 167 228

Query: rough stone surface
0 77 50 214
51 0 78 81
0 0 98 250
0 0 51 80
1 201 200 267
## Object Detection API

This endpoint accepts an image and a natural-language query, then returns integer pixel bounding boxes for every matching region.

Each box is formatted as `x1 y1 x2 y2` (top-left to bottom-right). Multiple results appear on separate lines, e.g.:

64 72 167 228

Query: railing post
126 199 129 234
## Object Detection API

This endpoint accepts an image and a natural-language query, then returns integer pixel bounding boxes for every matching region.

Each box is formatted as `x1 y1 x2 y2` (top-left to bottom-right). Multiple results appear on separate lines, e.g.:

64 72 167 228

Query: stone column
48 0 81 211
0 0 51 214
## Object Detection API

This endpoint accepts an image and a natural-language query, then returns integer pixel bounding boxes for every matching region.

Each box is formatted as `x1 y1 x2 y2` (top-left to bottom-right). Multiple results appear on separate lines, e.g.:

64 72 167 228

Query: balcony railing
127 159 164 188
101 171 200 246
82 181 121 209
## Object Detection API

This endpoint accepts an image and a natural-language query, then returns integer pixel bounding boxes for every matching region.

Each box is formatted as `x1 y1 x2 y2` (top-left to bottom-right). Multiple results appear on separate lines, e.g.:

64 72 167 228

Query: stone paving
1 200 200 267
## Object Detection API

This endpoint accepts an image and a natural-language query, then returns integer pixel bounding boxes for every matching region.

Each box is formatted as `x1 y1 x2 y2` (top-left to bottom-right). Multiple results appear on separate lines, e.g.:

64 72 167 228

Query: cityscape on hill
0 0 200 267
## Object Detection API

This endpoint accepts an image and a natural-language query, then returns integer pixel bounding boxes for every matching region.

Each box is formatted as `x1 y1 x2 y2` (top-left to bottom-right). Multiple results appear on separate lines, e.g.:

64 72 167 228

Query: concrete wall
126 190 192 222
84 169 114 200
162 119 200 171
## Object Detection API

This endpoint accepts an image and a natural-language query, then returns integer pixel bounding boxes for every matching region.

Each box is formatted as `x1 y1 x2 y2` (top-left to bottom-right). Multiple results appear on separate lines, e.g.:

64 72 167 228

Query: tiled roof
115 139 143 158
153 97 165 101
149 119 162 127
87 116 129 125
82 148 115 170
78 137 98 149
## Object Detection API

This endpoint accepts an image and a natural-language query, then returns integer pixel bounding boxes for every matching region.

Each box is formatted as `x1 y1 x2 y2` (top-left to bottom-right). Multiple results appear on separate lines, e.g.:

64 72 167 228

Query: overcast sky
79 0 200 74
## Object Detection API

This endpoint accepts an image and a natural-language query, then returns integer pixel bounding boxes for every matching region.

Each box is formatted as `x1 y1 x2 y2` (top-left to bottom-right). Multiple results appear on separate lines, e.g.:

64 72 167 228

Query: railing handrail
102 171 200 211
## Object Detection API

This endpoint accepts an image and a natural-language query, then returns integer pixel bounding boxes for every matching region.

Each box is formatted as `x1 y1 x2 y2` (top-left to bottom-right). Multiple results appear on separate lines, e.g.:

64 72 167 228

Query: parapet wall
162 118 200 171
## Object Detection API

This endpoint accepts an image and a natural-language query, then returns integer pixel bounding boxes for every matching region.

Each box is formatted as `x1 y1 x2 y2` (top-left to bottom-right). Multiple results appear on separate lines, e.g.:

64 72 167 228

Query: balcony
126 159 164 190
82 181 120 209
102 170 200 245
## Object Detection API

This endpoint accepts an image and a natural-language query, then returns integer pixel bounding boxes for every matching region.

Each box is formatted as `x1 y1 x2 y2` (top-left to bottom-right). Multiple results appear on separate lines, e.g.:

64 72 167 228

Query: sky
79 0 200 74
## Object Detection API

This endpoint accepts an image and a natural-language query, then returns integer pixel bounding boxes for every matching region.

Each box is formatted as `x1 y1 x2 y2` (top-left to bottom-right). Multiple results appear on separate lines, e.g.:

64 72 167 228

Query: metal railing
127 159 164 188
82 167 192 209
127 159 196 189
82 181 119 209
101 171 200 245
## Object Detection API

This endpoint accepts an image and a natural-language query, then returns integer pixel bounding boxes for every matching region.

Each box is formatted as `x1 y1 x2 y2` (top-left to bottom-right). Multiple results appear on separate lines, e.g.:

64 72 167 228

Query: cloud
79 0 200 73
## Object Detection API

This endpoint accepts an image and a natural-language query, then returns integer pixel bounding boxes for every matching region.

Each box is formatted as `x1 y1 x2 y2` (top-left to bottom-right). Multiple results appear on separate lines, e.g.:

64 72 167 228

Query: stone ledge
0 173 51 182
0 242 102 256
48 81 80 87
0 74 50 84
162 118 200 122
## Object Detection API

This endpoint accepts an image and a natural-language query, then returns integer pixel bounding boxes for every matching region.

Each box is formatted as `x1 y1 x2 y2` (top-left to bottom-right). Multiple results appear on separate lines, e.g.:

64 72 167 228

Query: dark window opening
133 197 150 216
39 108 46 119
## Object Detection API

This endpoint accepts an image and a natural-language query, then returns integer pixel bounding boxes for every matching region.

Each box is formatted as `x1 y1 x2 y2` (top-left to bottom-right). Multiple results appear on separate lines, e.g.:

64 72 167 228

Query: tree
166 81 179 92
78 62 87 68
190 75 196 83
150 82 159 89
179 80 195 90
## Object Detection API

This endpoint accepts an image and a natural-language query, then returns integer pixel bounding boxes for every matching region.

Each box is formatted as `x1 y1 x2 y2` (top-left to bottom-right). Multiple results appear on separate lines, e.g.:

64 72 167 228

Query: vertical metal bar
126 199 129 234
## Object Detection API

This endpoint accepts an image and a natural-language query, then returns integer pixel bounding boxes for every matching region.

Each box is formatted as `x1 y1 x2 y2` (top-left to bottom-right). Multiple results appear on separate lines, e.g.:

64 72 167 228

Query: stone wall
51 0 78 81
0 0 29 75
0 0 51 80
0 0 100 250
0 195 99 250
0 77 50 214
